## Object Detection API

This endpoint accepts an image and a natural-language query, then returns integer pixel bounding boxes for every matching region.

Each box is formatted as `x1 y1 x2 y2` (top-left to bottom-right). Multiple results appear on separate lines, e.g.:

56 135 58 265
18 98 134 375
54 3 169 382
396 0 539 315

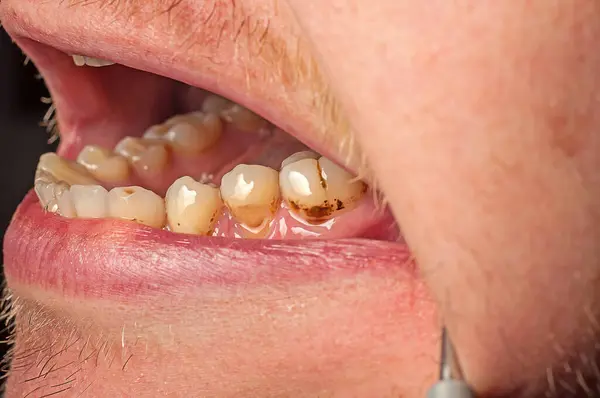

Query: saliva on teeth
33 94 367 236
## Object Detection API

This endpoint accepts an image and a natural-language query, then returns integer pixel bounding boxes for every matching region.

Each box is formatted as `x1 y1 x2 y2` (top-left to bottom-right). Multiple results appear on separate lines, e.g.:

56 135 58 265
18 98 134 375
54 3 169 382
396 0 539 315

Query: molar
220 104 268 133
107 186 166 228
165 176 222 235
163 113 223 154
220 164 280 228
77 145 130 183
70 185 109 219
279 154 366 222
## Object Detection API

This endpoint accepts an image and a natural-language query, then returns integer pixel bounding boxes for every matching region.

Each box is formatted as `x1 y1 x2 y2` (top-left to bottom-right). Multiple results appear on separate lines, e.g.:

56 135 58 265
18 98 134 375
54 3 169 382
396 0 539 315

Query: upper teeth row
35 150 366 236
72 55 116 68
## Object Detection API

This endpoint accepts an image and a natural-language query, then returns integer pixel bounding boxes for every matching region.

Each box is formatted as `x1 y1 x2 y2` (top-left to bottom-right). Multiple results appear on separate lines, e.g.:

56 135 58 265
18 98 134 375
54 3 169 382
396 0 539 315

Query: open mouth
1 3 411 296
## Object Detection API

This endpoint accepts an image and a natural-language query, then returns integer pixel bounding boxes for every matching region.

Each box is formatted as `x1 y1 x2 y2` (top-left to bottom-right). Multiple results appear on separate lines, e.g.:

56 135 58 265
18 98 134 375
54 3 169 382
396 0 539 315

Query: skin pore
0 0 599 397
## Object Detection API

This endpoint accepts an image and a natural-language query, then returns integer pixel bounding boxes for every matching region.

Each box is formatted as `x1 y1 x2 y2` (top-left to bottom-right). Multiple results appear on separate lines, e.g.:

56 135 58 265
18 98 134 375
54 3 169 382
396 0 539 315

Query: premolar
279 155 366 221
107 186 166 228
220 164 280 228
115 137 170 176
165 176 222 235
77 145 130 183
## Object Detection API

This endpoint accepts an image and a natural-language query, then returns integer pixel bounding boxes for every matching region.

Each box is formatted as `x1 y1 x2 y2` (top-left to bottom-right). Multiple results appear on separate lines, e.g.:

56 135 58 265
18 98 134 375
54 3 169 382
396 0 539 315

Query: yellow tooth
279 156 366 221
165 176 222 235
114 137 169 175
55 183 77 218
72 55 115 67
142 124 169 140
107 186 166 228
202 95 233 115
220 104 268 133
164 113 222 154
37 153 98 186
280 151 320 169
70 185 109 219
77 145 130 183
220 165 280 228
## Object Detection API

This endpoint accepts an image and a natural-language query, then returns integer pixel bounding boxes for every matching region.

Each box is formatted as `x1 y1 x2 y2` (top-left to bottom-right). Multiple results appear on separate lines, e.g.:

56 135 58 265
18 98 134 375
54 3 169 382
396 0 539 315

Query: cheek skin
6 270 437 397
287 0 600 393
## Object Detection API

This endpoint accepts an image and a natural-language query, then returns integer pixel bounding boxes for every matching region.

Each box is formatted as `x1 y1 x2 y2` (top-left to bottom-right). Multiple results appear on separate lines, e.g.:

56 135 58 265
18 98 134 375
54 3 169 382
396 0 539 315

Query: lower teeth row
34 97 367 236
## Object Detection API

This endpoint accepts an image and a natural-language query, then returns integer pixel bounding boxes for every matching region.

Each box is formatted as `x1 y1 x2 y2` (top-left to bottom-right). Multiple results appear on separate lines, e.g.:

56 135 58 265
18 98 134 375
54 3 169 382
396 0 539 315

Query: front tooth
164 113 223 154
70 185 108 219
77 145 130 183
165 176 222 235
280 151 319 169
55 183 77 218
220 165 280 228
37 153 98 186
72 55 86 67
279 157 366 221
220 104 268 133
107 186 166 228
114 137 169 174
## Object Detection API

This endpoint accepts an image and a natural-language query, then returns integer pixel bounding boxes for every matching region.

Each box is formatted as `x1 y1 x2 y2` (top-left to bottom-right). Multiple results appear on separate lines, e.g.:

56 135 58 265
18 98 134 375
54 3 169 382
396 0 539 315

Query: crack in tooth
165 176 222 235
220 164 280 229
72 54 115 67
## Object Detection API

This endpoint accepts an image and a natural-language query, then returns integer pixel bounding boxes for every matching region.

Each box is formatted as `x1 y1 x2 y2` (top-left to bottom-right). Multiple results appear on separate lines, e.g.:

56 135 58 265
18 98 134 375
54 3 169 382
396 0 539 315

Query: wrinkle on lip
4 192 415 300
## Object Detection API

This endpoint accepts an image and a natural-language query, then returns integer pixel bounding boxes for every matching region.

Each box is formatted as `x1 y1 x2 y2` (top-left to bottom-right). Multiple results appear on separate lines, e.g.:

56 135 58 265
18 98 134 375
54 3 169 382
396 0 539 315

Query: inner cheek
5 279 439 397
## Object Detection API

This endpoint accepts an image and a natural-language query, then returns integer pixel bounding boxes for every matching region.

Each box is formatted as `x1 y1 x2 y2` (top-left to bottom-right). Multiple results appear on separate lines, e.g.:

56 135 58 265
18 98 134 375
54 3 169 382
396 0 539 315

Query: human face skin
1 1 599 397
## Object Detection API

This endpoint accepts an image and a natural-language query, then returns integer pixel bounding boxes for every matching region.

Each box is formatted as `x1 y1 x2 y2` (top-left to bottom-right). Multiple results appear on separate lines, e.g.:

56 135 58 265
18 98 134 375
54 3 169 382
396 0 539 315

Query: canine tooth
37 153 98 186
77 145 130 183
107 186 166 228
202 95 233 115
281 151 319 169
165 176 222 235
115 137 169 174
220 104 268 133
70 185 109 219
279 157 365 221
164 113 222 154
34 180 58 212
220 165 280 228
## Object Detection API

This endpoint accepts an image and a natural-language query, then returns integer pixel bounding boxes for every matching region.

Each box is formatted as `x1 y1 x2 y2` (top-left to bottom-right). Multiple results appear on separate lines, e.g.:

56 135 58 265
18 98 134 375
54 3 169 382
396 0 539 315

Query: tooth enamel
280 151 320 169
279 156 365 221
76 145 130 183
142 124 169 140
164 113 223 154
317 156 366 209
70 185 109 219
220 104 268 133
202 95 233 115
34 179 60 213
115 137 169 174
55 183 77 218
220 165 280 228
107 186 166 228
165 176 222 235
72 55 115 67
37 153 98 186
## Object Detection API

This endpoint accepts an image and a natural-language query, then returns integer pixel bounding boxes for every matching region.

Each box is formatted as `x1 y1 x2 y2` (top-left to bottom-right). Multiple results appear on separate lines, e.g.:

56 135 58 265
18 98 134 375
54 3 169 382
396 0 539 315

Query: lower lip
4 192 415 300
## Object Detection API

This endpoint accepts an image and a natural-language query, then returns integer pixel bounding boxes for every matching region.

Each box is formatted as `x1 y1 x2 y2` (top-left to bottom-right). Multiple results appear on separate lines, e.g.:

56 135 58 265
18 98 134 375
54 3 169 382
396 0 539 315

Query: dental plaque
32 54 395 241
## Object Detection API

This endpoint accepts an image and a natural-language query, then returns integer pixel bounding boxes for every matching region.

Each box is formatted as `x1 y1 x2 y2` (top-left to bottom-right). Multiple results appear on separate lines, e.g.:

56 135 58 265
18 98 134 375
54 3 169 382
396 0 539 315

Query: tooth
165 176 222 235
220 104 268 133
37 153 98 186
76 145 130 183
280 151 319 169
164 113 222 154
55 183 77 218
220 165 280 228
142 124 169 140
107 186 166 228
202 95 233 115
279 157 366 221
70 185 109 219
34 179 59 213
72 55 115 67
317 156 366 209
114 137 169 174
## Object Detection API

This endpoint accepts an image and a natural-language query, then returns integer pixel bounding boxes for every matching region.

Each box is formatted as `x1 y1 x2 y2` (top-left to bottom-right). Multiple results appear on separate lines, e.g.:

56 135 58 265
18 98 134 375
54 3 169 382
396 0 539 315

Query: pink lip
4 192 415 299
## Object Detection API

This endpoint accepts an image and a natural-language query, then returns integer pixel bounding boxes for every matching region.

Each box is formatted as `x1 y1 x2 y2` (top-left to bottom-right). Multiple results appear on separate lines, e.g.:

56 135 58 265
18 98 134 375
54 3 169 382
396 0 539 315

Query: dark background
0 29 57 379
